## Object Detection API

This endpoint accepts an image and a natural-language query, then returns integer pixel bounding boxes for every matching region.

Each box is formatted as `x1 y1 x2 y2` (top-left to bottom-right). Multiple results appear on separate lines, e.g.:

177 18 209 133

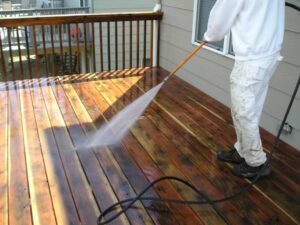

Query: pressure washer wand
163 40 207 82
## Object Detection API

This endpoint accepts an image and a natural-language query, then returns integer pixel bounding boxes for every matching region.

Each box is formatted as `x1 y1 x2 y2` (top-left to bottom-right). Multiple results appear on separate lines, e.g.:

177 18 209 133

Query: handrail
0 12 163 27
0 11 163 81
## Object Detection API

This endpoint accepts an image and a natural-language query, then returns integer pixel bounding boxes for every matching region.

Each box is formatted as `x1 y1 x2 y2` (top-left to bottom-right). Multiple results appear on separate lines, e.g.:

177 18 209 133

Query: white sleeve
204 0 244 42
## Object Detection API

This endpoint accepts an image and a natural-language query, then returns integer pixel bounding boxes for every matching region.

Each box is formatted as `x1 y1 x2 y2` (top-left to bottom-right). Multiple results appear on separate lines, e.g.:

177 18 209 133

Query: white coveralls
204 0 285 167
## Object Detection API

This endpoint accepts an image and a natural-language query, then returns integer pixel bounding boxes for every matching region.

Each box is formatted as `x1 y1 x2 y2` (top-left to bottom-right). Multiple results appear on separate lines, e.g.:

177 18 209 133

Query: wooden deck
0 68 299 225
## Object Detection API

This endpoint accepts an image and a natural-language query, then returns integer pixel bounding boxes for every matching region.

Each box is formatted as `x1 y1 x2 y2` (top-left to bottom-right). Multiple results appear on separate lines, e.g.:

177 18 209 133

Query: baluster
136 20 140 68
7 28 15 80
59 25 64 75
75 23 81 74
24 26 32 79
157 20 161 67
67 24 73 74
0 31 7 81
50 25 57 76
143 20 147 68
122 20 125 70
83 22 89 73
32 25 41 78
91 22 96 73
16 27 24 79
107 21 111 71
129 20 132 69
150 20 154 67
115 21 118 71
41 25 49 77
99 22 104 72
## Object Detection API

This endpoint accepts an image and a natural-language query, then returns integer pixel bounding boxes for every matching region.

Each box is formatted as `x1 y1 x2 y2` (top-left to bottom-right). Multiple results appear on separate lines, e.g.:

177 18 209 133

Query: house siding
160 0 300 150
93 0 157 13
89 0 157 72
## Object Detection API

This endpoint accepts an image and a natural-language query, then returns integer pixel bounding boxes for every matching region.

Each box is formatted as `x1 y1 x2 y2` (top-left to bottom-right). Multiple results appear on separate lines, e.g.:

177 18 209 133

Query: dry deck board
0 68 299 225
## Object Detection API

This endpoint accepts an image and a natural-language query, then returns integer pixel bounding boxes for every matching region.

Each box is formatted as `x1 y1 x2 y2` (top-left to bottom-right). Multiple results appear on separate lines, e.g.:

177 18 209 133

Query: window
192 0 234 57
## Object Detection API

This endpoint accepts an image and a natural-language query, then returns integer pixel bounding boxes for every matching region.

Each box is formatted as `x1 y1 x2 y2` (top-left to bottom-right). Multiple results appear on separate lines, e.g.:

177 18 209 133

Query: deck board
0 68 299 225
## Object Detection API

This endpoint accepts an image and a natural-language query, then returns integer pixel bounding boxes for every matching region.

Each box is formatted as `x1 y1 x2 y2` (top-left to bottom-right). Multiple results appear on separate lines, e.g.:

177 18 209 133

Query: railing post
153 19 161 67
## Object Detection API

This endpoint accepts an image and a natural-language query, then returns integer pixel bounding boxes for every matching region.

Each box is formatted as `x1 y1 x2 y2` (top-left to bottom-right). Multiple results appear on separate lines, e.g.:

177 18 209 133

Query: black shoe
217 147 244 164
232 161 271 178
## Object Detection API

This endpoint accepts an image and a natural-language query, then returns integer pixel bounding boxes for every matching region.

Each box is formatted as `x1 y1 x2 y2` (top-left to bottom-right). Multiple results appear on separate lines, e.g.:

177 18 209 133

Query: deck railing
0 12 163 81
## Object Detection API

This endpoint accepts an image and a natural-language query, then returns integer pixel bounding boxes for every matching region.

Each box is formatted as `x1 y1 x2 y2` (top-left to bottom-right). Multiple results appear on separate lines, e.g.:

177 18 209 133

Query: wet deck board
0 68 299 225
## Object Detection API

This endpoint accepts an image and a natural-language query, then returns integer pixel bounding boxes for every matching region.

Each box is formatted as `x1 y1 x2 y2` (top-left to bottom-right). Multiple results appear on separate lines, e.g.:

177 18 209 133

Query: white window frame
191 0 234 59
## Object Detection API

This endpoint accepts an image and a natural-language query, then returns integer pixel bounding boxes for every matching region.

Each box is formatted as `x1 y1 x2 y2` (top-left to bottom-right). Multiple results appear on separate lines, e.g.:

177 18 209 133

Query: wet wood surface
0 68 299 225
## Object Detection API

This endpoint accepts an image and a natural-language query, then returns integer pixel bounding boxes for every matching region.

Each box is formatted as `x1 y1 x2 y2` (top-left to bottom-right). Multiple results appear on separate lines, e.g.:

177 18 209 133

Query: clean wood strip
0 32 7 80
136 20 140 68
31 77 82 225
19 80 56 225
72 80 176 225
7 81 32 225
41 25 49 77
67 24 73 74
99 22 104 72
16 27 24 79
115 21 118 70
107 21 111 71
7 29 15 80
58 25 64 75
91 23 96 73
48 77 100 225
50 25 57 76
0 86 8 225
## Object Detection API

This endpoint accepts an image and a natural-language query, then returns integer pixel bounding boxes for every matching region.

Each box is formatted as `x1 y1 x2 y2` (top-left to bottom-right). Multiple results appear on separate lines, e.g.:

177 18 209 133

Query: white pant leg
230 56 280 167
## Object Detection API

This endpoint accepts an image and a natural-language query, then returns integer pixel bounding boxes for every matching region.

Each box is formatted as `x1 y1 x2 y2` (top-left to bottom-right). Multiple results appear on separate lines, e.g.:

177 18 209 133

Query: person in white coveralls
203 0 285 178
